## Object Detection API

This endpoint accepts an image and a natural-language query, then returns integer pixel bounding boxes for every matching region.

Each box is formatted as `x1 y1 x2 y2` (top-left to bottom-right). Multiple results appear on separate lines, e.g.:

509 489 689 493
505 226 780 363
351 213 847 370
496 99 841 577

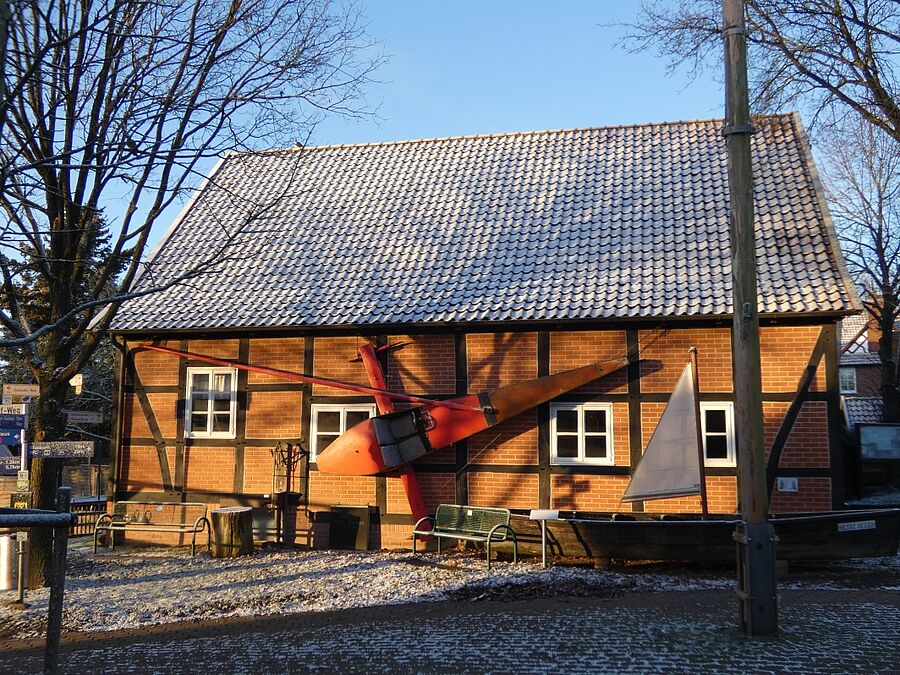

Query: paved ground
1 586 898 674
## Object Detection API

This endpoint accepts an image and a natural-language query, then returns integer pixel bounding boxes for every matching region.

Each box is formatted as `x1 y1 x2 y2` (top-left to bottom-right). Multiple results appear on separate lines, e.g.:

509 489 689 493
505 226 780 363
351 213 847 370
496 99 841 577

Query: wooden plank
125 347 172 492
537 332 551 509
626 330 644 513
454 333 469 505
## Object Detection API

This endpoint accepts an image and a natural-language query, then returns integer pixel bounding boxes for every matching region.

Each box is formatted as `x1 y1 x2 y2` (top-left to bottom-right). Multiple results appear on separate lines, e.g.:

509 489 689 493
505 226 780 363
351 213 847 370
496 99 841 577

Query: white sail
622 362 702 502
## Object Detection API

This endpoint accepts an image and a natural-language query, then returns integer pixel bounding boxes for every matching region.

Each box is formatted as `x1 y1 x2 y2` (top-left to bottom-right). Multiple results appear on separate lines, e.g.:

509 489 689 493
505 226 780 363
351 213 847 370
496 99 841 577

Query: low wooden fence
70 496 106 537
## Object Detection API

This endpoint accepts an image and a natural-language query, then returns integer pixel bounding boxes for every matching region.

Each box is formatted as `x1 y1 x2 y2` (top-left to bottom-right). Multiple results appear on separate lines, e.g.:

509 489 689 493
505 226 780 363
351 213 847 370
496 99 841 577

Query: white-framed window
310 404 377 461
839 367 857 394
700 402 736 467
185 367 238 438
550 403 614 465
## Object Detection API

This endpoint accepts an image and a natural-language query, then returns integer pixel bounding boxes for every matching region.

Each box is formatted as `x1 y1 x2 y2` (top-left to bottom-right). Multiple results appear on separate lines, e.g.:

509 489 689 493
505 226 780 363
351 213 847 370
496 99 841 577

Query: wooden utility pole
723 0 778 634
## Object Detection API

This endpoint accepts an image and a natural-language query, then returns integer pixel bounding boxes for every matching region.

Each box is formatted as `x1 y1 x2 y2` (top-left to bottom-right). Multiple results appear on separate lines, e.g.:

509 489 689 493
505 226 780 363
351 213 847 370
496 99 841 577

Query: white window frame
309 403 377 461
549 402 615 466
185 367 238 439
700 402 736 468
839 367 857 394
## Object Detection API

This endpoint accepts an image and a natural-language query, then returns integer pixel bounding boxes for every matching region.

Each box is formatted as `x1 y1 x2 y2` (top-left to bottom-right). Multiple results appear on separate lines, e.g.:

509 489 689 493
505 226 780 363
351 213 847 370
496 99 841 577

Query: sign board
10 491 30 509
16 470 29 491
859 424 900 460
65 410 103 425
837 520 876 533
2 384 38 404
30 441 94 458
0 428 23 441
0 404 27 416
0 414 27 430
0 456 19 472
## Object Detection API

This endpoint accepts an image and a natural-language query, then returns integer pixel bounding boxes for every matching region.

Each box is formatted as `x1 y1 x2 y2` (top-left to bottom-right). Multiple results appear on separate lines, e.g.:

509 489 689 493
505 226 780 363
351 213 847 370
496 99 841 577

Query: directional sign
2 384 38 405
0 428 22 441
0 404 27 415
65 410 103 425
0 456 19 471
30 441 94 458
0 414 27 430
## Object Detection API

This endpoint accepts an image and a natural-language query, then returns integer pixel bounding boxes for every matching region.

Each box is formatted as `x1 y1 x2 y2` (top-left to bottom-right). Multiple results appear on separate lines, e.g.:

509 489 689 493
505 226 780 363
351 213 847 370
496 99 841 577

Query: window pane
346 410 370 428
585 435 607 458
212 398 231 412
192 373 209 391
556 409 578 433
556 435 578 458
317 411 341 433
705 435 728 459
191 398 207 413
191 413 208 432
212 414 230 432
213 373 231 392
584 410 607 433
705 409 727 434
316 434 339 454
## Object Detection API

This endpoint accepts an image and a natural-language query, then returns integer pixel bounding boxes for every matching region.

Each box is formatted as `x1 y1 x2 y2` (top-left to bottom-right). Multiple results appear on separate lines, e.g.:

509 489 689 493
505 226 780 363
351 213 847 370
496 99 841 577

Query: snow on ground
0 539 896 641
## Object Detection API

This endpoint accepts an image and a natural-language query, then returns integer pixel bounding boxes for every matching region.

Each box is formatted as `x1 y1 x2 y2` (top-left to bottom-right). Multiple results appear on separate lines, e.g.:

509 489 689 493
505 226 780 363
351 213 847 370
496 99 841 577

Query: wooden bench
93 501 211 555
412 504 518 571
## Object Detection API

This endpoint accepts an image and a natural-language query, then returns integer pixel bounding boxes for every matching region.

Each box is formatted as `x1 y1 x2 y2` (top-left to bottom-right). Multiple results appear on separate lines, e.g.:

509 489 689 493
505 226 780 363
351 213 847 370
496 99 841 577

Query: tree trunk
211 507 254 558
879 293 900 423
27 380 68 588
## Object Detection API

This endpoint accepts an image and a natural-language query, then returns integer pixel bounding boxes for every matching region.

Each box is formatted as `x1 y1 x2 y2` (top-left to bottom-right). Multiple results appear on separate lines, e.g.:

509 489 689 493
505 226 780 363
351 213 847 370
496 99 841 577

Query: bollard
44 487 72 675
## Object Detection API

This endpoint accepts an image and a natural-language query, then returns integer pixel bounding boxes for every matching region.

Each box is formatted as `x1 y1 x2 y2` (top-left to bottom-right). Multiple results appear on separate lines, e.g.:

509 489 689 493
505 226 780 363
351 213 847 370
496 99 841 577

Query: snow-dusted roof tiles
111 113 857 332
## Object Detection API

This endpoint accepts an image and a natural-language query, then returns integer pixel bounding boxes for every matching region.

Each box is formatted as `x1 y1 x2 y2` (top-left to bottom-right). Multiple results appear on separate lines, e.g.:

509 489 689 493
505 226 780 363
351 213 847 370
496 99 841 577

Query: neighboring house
840 313 883 426
107 113 858 548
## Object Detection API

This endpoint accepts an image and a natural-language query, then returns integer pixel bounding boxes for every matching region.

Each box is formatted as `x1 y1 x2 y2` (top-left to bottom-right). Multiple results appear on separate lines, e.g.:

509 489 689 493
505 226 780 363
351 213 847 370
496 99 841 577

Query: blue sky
311 2 724 146
145 3 726 249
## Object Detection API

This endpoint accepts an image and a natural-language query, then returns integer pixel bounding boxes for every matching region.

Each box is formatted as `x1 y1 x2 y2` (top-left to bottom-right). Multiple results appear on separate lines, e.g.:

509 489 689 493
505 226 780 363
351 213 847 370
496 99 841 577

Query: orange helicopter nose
314 418 386 475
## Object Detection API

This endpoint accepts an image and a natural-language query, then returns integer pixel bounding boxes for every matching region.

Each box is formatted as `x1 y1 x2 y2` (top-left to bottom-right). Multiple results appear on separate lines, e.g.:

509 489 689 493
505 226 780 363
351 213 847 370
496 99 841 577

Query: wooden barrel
211 506 254 558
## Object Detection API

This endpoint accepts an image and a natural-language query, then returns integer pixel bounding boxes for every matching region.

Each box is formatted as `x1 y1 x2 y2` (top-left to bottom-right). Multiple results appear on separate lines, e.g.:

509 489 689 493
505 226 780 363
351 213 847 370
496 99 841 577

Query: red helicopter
140 342 632 526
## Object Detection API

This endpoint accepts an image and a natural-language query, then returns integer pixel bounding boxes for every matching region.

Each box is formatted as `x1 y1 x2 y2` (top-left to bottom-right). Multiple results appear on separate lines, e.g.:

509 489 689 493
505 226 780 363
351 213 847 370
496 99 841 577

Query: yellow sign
11 491 30 509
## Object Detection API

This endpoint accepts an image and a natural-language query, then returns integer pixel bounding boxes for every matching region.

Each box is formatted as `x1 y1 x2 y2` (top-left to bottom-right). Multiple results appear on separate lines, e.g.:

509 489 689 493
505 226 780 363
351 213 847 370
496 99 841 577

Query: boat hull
494 509 900 562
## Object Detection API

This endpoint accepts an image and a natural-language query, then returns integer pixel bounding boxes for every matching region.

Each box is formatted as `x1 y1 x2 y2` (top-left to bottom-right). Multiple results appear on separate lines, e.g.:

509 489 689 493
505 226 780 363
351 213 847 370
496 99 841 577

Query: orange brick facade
115 323 843 549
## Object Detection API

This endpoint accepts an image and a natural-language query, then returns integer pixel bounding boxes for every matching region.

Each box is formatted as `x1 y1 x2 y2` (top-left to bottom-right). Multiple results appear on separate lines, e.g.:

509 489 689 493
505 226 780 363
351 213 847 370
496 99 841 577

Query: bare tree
0 0 380 586
820 118 900 421
620 1 900 141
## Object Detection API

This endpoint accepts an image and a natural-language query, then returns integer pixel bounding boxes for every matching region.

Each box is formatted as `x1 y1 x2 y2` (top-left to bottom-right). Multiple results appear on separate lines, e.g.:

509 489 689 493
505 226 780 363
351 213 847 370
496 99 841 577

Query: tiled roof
843 397 883 427
842 352 881 366
111 113 858 332
841 313 870 352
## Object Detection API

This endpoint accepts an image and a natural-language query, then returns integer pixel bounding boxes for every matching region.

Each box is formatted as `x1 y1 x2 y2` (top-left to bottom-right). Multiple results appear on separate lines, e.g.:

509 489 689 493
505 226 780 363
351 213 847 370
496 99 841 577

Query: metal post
44 486 72 675
15 536 26 605
723 0 777 635
541 521 548 569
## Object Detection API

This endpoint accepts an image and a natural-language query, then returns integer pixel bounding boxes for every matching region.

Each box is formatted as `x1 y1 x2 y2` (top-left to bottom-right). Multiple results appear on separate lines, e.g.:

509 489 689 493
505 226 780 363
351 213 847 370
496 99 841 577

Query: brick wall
550 331 628 394
312 337 372 395
468 472 539 509
245 391 303 438
248 338 304 383
639 328 732 392
386 334 456 393
467 333 537 390
117 322 841 550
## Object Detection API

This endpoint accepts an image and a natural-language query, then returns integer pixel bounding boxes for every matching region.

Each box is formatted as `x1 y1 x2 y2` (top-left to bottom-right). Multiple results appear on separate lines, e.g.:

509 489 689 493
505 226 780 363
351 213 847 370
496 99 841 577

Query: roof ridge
232 113 795 156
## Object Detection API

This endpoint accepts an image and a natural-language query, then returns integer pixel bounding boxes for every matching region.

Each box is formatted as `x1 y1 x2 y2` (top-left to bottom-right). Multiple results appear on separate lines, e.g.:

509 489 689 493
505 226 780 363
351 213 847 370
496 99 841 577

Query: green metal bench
412 504 518 571
93 501 211 555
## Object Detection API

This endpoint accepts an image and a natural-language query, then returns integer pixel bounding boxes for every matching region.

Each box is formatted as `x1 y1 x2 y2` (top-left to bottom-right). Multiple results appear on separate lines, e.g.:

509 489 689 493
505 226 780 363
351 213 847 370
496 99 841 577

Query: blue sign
0 428 22 440
0 414 26 430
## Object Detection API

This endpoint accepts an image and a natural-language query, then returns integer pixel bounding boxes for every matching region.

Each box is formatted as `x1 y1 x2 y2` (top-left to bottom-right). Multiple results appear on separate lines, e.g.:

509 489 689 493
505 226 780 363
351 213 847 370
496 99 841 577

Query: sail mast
690 348 709 515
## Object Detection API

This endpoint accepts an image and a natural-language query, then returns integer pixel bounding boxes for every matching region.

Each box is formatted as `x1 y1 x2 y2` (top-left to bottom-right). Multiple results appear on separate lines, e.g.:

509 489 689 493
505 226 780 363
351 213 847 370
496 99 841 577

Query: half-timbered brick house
106 113 859 548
